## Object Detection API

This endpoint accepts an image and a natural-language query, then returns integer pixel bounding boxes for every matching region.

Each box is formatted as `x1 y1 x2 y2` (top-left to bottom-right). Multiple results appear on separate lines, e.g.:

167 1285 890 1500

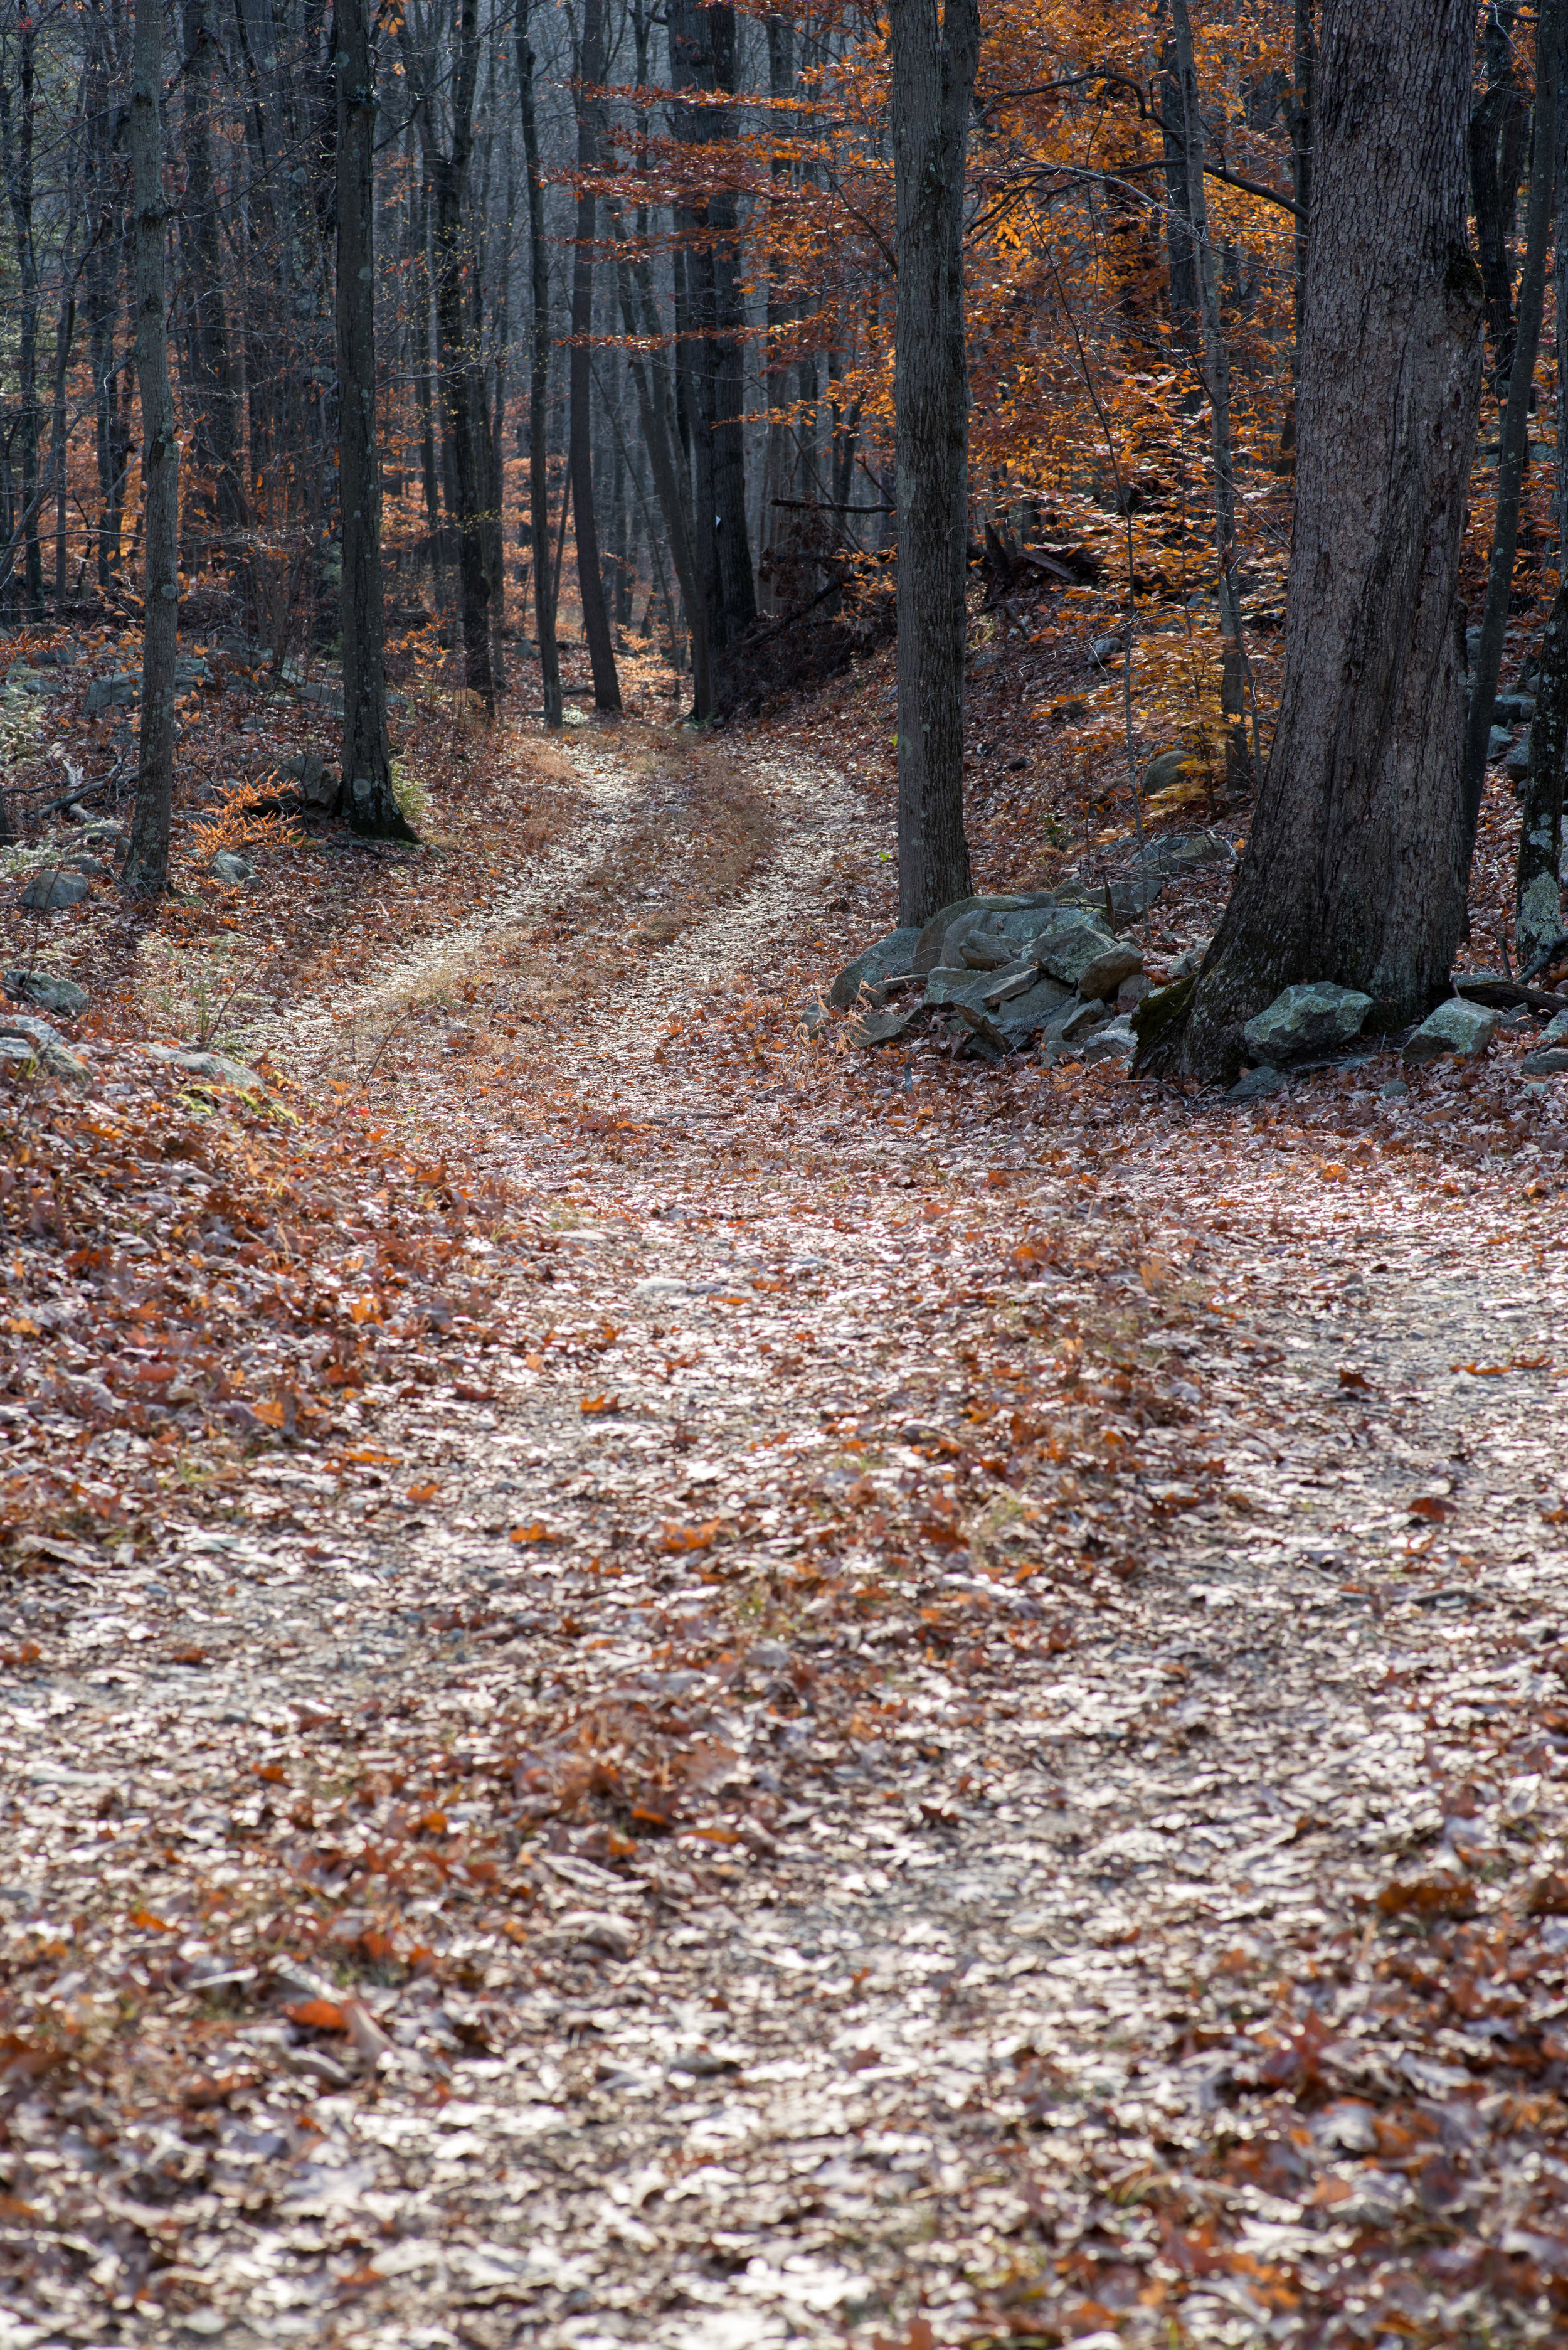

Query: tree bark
1470 6 1527 398
1460 0 1560 873
1279 0 1315 451
336 0 413 839
180 0 245 572
890 0 978 925
0 11 44 617
569 0 620 711
122 0 179 897
1517 580 1568 964
612 221 711 713
517 0 562 726
1163 0 1485 1082
406 0 495 715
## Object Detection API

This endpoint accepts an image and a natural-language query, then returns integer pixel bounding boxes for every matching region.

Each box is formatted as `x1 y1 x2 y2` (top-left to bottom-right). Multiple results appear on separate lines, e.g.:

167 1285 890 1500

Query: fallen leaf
286 1997 347 2033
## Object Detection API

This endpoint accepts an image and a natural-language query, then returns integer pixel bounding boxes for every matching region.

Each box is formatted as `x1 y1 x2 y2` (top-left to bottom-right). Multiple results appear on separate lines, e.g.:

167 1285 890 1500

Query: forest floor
4 631 1568 2350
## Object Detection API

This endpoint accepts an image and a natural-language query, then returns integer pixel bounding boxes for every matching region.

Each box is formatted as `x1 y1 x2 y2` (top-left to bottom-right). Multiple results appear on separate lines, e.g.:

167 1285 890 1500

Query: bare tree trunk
1461 0 1560 872
122 0 179 897
890 0 978 925
517 0 561 726
1163 0 1484 1082
1470 6 1527 399
1170 0 1251 789
1517 580 1568 964
569 0 621 711
180 0 245 573
1280 0 1315 452
336 0 411 839
0 12 44 617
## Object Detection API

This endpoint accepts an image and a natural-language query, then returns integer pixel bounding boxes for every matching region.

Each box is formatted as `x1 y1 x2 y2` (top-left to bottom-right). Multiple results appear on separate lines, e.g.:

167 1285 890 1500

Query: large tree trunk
517 0 562 727
569 0 620 712
336 0 412 840
1166 0 1485 1082
889 0 978 927
1462 0 1562 873
122 0 179 898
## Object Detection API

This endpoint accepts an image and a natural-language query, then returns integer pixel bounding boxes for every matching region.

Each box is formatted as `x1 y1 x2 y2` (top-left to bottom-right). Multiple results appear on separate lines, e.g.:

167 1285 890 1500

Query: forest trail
9 728 1568 2350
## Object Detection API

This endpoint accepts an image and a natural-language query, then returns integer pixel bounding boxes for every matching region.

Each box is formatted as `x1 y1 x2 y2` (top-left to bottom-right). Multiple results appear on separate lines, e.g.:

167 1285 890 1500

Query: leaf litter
3 693 1568 2349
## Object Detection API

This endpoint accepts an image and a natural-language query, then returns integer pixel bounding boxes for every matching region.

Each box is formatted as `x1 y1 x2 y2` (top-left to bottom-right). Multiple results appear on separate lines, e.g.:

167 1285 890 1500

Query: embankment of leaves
0 1057 550 1572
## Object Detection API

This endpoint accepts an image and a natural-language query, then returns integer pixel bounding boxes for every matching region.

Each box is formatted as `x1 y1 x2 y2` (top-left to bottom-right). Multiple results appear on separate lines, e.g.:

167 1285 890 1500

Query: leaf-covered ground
4 660 1568 2349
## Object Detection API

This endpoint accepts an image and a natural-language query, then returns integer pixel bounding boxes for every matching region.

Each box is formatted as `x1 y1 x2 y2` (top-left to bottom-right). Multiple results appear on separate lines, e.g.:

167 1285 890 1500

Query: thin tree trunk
1170 0 1253 790
0 13 44 617
889 0 978 925
1280 0 1315 452
122 0 179 896
569 0 620 711
517 0 562 726
181 0 245 571
1517 579 1568 964
1164 0 1485 1082
1470 6 1526 398
337 0 411 839
1461 0 1561 873
611 219 711 712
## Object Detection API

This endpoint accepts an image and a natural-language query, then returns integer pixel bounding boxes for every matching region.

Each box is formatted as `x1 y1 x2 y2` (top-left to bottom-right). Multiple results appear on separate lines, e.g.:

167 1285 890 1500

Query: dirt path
6 726 1568 2350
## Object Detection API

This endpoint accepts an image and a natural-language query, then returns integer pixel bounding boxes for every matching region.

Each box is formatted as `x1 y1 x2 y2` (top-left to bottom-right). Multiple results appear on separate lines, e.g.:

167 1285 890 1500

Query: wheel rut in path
8 733 1568 2349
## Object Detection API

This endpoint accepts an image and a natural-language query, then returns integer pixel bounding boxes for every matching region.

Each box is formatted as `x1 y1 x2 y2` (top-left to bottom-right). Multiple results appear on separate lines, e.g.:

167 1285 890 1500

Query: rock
981 964 1040 1007
829 927 923 1009
1079 1015 1137 1064
797 997 831 1039
0 1036 37 1068
1504 733 1532 782
1486 725 1514 762
1495 693 1536 724
1380 1078 1410 1100
146 1044 263 1092
1166 938 1211 981
84 671 137 716
911 894 1055 976
847 1004 922 1048
1140 749 1192 795
988 977 1072 1046
924 966 1001 1014
1540 1008 1568 1045
1157 830 1232 871
1057 996 1114 1043
209 850 257 886
948 916 1022 972
20 871 90 911
1117 973 1152 1012
1242 982 1374 1064
1521 1046 1568 1076
1030 908 1140 997
1403 998 1502 1066
1226 1066 1286 1103
4 970 86 1014
1090 633 1125 666
63 854 110 880
0 1013 88 1085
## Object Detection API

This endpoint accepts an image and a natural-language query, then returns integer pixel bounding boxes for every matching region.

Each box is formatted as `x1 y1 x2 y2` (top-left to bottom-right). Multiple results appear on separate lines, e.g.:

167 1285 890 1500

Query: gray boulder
1403 998 1501 1066
1140 749 1191 795
1242 982 1373 1063
276 750 338 811
849 1002 924 1048
1540 1006 1568 1045
1078 1015 1137 1064
955 975 1072 1053
64 854 110 880
1226 1066 1286 1103
1520 1046 1568 1077
209 850 257 886
1494 693 1535 725
1030 908 1142 998
20 871 90 911
146 1044 263 1091
84 672 137 716
4 970 86 1014
912 893 1055 976
947 915 1023 971
796 997 831 1039
924 966 1002 1014
829 927 922 1009
0 1011 89 1085
1504 732 1532 782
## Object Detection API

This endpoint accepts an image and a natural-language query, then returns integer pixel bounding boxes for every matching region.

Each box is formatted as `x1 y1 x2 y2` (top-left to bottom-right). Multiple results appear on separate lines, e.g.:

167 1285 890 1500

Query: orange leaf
344 1447 400 1466
1452 1360 1510 1376
1407 1495 1453 1521
129 1907 174 1932
509 1521 558 1545
580 1394 621 1415
659 1518 723 1553
251 1399 287 1427
406 1482 439 1504
286 1998 347 2033
169 1644 207 1666
348 1294 383 1324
